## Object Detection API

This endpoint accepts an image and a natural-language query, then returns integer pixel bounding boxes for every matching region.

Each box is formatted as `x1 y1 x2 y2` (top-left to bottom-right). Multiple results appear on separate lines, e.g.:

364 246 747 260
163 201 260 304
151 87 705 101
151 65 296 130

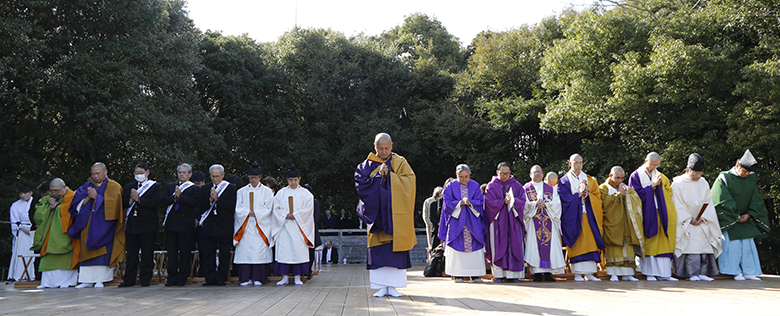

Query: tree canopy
2 0 779 272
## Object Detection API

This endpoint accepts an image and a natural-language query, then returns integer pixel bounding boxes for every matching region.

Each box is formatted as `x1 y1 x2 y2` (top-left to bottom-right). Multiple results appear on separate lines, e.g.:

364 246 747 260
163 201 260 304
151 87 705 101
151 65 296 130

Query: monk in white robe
671 154 722 281
524 165 565 282
8 185 36 281
234 162 275 286
272 165 315 285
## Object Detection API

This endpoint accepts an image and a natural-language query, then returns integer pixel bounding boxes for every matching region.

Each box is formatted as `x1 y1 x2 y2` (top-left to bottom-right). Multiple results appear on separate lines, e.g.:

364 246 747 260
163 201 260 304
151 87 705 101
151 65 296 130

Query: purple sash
524 182 554 269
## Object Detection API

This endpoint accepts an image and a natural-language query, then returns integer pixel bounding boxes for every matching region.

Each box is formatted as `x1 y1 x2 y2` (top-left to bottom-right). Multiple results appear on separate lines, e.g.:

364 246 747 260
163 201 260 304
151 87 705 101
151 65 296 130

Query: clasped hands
379 164 390 177
651 173 662 189
578 182 590 197
737 213 751 223
618 183 628 196
286 213 295 220
130 188 139 202
461 197 471 206
210 187 218 203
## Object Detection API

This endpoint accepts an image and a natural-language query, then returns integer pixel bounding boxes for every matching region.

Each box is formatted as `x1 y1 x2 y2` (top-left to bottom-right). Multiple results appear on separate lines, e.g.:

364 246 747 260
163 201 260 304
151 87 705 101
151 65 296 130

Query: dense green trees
2 0 779 271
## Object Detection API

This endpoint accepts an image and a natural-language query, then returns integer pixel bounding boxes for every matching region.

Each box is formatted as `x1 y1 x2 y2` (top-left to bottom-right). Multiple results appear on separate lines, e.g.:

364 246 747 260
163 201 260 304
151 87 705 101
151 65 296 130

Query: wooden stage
1 264 778 316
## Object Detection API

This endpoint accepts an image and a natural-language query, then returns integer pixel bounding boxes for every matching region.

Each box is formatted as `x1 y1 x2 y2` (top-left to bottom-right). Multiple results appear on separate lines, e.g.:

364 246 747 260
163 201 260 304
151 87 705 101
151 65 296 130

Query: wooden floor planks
2 264 779 316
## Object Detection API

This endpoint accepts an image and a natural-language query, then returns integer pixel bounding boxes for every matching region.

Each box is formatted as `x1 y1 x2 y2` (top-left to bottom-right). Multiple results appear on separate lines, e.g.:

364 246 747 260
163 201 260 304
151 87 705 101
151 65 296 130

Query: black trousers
123 232 156 285
165 230 194 285
202 236 232 285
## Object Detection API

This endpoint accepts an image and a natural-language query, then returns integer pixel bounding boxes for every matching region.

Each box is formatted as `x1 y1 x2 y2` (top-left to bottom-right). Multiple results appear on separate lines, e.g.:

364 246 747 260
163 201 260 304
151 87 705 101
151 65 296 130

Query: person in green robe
31 178 79 288
712 149 770 281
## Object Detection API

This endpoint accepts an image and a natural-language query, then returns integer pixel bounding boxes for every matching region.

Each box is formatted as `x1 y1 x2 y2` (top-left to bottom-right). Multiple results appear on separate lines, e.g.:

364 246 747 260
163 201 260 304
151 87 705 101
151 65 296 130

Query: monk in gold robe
629 152 678 281
600 166 643 282
558 154 604 282
355 133 416 297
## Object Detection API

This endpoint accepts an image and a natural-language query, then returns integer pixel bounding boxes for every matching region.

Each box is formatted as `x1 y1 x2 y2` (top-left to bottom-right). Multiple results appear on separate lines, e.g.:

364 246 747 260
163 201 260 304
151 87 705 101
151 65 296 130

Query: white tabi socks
253 281 263 286
277 275 289 286
386 287 402 297
294 275 303 285
622 276 639 282
240 280 253 286
610 275 619 282
75 282 101 289
373 287 388 297
585 274 601 282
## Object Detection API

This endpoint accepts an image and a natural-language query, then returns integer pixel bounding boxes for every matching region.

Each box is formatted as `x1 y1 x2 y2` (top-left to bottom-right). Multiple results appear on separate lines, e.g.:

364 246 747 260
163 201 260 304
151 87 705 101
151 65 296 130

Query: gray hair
646 152 661 161
374 133 392 144
545 172 558 180
92 162 107 171
432 186 444 197
456 164 471 176
530 165 542 173
209 164 225 175
50 178 66 189
610 166 625 175
177 163 193 173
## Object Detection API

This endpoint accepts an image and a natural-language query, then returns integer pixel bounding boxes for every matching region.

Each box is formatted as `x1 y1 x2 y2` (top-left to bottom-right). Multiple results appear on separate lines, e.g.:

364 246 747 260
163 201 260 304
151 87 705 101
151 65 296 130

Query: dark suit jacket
321 215 337 229
197 181 237 238
122 181 163 234
162 181 200 233
322 247 339 264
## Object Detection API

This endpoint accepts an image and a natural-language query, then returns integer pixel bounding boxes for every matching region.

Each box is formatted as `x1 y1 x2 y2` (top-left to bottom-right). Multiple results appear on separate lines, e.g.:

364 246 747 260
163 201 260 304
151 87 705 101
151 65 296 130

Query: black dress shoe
141 284 150 287
533 274 543 282
118 283 135 288
544 273 556 282
216 281 226 286
202 281 216 286
165 283 176 287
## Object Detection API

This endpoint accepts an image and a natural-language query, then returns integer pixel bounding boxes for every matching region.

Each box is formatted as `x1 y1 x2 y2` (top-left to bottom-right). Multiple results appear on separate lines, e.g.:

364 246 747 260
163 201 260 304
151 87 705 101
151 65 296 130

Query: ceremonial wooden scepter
288 196 294 215
694 203 709 222
249 192 254 215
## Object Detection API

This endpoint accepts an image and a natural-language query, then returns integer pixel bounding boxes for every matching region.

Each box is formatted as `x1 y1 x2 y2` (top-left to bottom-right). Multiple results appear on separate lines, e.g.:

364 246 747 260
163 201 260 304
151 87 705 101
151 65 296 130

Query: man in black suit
321 209 337 229
198 164 237 286
119 162 163 287
162 163 200 286
322 241 339 264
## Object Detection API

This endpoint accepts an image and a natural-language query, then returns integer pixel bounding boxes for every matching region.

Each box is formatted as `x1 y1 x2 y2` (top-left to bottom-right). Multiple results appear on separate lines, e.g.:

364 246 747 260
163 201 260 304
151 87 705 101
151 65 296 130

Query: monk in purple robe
483 162 526 283
355 133 416 298
440 164 486 282
68 162 125 288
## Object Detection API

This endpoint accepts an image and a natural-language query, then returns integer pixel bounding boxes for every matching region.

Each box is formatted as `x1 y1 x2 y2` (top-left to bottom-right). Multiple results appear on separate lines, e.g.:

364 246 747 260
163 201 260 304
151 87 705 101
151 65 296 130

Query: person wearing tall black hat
233 161 275 286
162 163 199 286
711 149 770 281
670 154 722 281
197 164 238 286
271 165 315 285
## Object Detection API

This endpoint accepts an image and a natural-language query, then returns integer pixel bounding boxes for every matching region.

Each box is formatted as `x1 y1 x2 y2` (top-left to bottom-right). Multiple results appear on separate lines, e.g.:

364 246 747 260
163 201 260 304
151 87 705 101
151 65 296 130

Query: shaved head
569 154 583 162
610 166 624 174
374 133 392 144
645 152 661 161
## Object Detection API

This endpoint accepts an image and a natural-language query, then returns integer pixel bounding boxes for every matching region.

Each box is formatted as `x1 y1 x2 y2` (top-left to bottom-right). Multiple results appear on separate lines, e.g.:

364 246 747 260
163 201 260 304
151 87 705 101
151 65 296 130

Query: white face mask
135 173 147 183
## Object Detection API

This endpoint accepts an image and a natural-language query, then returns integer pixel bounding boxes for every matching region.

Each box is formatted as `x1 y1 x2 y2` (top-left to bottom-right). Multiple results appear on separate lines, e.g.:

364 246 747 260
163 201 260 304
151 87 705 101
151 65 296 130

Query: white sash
126 180 157 218
163 181 195 226
199 181 229 226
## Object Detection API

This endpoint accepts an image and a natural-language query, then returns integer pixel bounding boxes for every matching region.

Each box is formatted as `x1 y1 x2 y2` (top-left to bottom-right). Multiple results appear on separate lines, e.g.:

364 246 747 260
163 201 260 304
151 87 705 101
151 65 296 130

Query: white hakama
78 266 114 283
444 247 486 277
40 270 78 288
369 267 407 289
